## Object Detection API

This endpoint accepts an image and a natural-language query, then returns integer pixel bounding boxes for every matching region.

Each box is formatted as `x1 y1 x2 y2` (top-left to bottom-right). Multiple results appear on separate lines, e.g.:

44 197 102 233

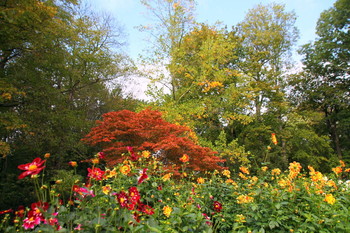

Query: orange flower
271 168 281 176
289 161 302 173
68 161 77 167
332 166 342 175
104 168 117 179
311 171 323 182
197 177 205 184
44 153 51 158
179 154 190 163
339 160 346 168
162 173 172 181
225 179 236 185
239 166 250 174
271 133 278 145
238 172 248 180
102 185 112 195
261 166 268 172
308 165 315 174
141 150 151 159
91 158 99 164
120 164 131 175
326 180 337 189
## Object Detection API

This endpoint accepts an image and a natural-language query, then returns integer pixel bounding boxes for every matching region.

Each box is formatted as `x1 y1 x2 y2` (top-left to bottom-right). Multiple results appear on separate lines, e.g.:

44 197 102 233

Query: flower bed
1 150 350 232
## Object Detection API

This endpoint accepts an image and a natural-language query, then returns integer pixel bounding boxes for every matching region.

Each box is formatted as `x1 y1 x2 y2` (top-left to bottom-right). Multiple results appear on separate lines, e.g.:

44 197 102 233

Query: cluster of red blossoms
22 202 60 230
115 186 154 222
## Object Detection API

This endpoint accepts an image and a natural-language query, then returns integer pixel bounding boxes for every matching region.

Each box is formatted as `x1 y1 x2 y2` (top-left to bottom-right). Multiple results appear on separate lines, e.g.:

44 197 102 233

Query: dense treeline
0 0 349 211
0 0 140 209
141 0 349 172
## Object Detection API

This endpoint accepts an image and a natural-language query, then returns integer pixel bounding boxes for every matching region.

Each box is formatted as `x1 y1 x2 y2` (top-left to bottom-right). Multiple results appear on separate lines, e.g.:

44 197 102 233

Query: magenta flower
23 215 41 230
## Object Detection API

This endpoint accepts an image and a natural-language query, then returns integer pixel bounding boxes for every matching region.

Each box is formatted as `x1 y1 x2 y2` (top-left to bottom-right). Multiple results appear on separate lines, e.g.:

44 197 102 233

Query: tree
234 3 299 168
0 0 138 210
82 109 225 172
296 0 350 160
0 0 135 162
139 0 196 100
236 3 298 120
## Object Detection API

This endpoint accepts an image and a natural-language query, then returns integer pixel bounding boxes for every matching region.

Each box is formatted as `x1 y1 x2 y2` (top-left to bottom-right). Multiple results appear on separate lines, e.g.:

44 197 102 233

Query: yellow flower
324 194 336 205
197 177 205 184
311 171 323 182
251 176 258 183
261 166 268 172
278 178 289 188
104 168 118 179
238 172 248 180
235 214 246 223
142 150 151 158
326 180 337 189
289 161 302 173
222 169 231 178
271 133 278 145
239 166 250 174
225 179 237 186
162 173 172 181
120 164 131 175
102 185 112 195
163 206 172 218
271 168 281 176
236 195 254 204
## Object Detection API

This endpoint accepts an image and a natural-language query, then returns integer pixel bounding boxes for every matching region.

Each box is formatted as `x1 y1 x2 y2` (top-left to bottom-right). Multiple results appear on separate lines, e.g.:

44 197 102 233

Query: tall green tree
237 3 298 120
296 0 350 160
232 3 302 168
139 0 196 101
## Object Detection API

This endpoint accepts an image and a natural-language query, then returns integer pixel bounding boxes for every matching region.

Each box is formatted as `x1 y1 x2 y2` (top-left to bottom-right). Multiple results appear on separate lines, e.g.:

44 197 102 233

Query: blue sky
87 0 337 61
86 0 337 99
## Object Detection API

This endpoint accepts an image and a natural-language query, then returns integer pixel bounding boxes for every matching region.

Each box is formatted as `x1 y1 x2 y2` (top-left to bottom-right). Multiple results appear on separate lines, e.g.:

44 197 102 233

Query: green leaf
146 224 163 233
269 220 279 229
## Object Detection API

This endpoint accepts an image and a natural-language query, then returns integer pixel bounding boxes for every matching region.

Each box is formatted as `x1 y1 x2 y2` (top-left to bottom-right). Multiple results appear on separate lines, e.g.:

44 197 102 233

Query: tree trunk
325 108 342 160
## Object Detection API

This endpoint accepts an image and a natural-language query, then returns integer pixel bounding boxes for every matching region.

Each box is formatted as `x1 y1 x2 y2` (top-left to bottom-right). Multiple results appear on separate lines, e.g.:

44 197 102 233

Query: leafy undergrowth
1 151 350 232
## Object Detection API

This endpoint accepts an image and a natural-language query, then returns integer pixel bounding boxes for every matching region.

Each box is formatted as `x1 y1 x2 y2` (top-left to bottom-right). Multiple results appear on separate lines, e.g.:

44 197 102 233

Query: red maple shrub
82 109 225 171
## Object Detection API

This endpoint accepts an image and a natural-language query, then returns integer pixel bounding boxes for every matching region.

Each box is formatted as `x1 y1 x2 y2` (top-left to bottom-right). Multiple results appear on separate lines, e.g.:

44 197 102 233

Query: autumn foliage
82 109 225 171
